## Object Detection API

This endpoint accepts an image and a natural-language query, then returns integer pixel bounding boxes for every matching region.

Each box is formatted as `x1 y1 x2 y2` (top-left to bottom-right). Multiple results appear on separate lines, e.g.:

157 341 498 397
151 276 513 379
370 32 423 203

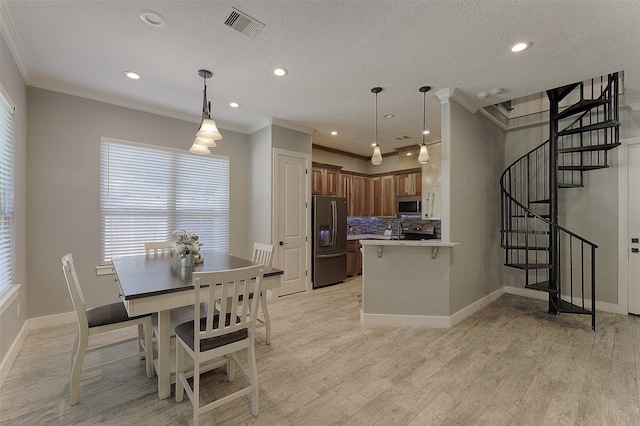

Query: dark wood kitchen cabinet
370 175 396 217
312 163 342 196
395 170 422 196
341 172 368 217
347 239 362 277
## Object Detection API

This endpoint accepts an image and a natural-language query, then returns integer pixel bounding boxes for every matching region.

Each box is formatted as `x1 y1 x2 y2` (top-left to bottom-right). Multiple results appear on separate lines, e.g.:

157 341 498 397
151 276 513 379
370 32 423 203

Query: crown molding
0 1 32 82
312 144 370 161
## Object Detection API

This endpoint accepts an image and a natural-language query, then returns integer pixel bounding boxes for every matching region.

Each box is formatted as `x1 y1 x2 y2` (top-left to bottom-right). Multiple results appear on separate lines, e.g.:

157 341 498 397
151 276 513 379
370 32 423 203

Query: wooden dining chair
175 265 264 425
61 253 154 405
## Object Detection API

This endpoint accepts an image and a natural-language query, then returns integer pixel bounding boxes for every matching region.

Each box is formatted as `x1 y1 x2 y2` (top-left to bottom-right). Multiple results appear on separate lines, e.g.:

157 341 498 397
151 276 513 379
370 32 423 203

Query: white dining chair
144 241 171 256
144 241 203 340
175 265 264 425
61 253 154 405
251 242 274 343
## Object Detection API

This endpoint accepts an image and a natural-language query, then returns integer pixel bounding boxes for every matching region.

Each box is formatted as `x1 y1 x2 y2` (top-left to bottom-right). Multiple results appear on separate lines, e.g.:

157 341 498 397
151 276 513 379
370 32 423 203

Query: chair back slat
144 241 171 257
193 265 263 343
61 253 88 327
252 242 274 266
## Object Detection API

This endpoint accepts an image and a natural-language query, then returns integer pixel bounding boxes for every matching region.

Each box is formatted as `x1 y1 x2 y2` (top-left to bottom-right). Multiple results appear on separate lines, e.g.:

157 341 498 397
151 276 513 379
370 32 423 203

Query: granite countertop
347 234 392 240
359 239 458 247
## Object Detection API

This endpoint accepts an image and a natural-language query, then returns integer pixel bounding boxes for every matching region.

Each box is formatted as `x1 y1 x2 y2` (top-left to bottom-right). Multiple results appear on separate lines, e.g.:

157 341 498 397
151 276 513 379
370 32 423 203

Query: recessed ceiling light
511 41 531 52
273 68 288 77
422 130 430 135
140 10 165 27
123 71 141 80
383 114 394 119
406 152 413 156
229 102 240 108
331 131 338 136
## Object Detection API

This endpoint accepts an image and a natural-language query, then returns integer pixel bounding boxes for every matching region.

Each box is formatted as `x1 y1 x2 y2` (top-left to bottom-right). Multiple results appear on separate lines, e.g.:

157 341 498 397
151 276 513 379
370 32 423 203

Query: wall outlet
17 302 20 317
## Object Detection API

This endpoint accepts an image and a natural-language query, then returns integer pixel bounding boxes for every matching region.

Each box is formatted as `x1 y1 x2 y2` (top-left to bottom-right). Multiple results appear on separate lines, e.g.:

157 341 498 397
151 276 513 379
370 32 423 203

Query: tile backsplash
348 217 441 239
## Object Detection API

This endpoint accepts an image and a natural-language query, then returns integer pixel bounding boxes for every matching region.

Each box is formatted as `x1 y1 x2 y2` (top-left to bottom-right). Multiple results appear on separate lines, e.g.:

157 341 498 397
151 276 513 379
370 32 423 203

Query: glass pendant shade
371 145 382 165
418 144 430 164
196 119 222 140
189 142 210 155
193 136 217 148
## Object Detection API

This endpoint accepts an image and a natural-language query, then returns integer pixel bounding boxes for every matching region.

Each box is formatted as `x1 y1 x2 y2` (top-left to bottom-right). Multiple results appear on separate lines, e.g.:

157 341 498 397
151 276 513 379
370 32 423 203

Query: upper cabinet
313 163 421 218
341 173 368 217
369 175 396 217
395 171 422 196
312 163 342 196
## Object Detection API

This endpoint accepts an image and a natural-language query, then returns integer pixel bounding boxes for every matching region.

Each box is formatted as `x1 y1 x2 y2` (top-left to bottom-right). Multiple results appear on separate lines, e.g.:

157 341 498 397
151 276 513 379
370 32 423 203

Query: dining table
112 249 283 399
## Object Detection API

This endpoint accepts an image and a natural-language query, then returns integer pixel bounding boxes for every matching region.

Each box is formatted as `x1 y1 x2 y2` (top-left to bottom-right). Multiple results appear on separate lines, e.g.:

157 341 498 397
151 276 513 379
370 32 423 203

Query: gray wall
0 33 28 363
26 88 251 318
248 126 272 255
445 99 505 314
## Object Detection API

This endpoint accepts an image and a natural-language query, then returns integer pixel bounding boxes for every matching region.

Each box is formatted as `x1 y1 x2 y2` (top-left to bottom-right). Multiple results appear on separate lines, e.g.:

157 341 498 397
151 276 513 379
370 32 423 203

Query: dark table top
112 250 283 300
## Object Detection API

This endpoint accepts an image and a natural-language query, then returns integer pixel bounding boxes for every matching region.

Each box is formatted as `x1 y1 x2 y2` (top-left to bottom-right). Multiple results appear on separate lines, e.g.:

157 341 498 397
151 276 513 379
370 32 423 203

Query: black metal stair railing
500 143 597 330
499 72 620 331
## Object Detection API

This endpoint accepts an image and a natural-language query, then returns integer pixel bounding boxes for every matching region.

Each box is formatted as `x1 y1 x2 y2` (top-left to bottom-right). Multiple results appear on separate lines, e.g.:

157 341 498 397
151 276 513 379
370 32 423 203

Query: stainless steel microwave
397 196 421 215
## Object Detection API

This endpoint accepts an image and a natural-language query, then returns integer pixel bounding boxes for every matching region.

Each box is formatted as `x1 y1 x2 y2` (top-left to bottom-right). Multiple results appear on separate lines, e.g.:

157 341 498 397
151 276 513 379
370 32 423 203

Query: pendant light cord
422 89 426 145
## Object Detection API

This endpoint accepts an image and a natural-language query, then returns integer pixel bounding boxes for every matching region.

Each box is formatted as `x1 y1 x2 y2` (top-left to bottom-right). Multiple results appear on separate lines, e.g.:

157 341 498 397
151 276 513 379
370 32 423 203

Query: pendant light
189 69 222 155
371 87 383 165
418 86 431 164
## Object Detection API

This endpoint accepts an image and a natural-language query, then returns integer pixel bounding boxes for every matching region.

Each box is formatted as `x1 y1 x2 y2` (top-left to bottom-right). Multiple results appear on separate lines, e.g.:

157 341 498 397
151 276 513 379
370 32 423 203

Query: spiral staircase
500 72 620 331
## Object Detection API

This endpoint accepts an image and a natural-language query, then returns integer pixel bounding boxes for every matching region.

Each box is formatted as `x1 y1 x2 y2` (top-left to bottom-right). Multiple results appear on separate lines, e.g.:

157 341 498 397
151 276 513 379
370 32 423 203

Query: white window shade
0 91 15 295
100 138 229 261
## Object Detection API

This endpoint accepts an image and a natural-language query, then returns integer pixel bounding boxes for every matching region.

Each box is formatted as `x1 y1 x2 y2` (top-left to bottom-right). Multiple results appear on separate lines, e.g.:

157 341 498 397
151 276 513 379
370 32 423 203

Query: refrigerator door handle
316 252 347 259
331 200 337 247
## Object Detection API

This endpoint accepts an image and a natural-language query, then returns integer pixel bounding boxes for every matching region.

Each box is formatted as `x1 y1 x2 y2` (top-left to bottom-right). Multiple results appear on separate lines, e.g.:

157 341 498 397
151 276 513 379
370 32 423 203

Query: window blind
100 138 229 261
0 91 15 295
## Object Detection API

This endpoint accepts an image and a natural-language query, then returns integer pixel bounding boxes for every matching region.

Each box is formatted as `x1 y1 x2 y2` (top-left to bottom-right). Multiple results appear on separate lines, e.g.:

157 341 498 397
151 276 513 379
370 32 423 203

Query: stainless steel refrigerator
312 195 347 288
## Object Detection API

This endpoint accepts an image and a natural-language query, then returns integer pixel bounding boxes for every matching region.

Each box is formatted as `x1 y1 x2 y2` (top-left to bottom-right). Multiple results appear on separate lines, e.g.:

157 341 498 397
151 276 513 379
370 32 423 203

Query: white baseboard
0 321 28 387
27 311 76 330
0 311 75 387
361 287 506 328
449 287 505 327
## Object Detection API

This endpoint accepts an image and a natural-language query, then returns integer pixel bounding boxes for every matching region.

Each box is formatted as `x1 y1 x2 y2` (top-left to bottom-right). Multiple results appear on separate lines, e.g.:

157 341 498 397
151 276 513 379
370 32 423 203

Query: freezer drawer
313 251 347 288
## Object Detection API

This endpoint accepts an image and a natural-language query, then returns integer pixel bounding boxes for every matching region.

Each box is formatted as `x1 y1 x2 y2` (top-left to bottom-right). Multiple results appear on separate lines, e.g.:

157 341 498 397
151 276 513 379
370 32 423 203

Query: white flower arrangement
169 230 203 259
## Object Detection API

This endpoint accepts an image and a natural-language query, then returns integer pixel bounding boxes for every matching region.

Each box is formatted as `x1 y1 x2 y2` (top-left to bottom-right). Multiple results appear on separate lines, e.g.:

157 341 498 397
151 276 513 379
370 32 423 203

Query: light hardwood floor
1 277 639 425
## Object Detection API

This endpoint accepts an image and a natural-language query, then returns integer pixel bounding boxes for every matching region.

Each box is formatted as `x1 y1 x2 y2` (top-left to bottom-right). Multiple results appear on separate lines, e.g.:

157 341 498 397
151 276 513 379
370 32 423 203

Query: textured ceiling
2 0 639 157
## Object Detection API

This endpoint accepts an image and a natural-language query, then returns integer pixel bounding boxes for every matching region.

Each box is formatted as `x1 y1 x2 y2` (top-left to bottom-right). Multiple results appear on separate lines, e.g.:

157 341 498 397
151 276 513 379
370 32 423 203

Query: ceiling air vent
395 135 412 141
223 8 265 38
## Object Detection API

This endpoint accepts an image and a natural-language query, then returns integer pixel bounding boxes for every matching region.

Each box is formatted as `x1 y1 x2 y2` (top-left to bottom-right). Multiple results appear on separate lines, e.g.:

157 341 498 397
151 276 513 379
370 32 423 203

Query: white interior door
274 150 309 296
629 143 640 314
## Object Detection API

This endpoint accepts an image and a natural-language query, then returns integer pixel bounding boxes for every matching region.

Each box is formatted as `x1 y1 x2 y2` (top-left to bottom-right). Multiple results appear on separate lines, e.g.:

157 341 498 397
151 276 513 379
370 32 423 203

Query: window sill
0 284 21 316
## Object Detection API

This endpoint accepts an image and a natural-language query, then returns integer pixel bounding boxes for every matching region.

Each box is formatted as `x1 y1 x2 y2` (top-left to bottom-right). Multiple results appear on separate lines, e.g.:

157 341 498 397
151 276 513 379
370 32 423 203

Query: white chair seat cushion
86 302 150 328
175 314 248 352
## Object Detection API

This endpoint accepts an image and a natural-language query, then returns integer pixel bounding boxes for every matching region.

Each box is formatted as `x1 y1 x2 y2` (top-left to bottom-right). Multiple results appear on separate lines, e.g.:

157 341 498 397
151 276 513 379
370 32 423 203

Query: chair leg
259 291 272 344
69 332 88 405
175 342 184 402
227 354 236 382
143 320 154 378
137 323 145 355
193 359 200 426
248 335 259 416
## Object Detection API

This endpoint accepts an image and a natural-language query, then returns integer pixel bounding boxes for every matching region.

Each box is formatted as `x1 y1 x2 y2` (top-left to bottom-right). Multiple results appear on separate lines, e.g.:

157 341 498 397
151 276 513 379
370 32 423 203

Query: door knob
279 241 288 246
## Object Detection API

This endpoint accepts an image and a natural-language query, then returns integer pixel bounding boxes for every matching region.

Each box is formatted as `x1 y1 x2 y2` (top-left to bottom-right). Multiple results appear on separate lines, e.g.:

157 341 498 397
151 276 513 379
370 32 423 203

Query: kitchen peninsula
359 239 460 328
